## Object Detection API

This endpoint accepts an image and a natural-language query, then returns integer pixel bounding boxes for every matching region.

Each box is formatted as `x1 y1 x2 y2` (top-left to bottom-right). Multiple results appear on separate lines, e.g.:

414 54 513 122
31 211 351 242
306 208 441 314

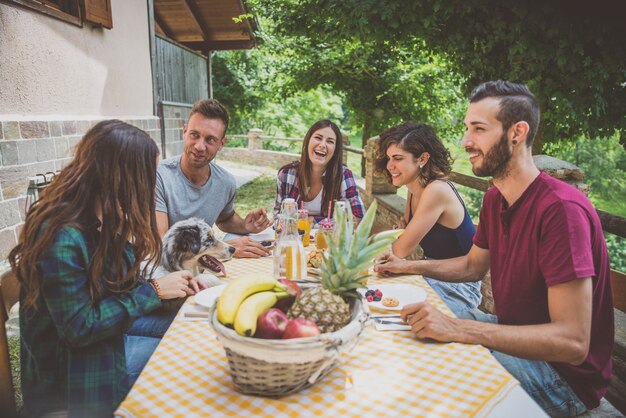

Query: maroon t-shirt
474 172 613 409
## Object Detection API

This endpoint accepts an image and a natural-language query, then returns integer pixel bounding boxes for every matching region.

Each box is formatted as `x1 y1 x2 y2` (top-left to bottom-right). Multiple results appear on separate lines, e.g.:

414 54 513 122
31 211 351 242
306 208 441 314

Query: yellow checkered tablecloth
116 255 519 418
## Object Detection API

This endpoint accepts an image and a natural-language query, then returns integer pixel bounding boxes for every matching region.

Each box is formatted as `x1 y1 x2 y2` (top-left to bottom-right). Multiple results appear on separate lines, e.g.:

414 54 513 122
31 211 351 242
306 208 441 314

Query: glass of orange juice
297 209 311 246
316 219 335 250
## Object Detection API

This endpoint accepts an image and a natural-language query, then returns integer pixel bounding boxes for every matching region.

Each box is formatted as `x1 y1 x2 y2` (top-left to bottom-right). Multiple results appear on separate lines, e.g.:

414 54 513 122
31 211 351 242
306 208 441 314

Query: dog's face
162 218 235 276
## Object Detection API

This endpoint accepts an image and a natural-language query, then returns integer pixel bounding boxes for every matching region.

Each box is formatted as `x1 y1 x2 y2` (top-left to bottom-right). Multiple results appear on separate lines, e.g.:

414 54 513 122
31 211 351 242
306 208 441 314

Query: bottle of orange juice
273 214 307 280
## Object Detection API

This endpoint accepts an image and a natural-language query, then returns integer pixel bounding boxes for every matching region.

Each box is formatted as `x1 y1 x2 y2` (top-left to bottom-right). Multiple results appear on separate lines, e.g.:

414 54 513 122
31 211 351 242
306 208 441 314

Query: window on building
4 0 112 29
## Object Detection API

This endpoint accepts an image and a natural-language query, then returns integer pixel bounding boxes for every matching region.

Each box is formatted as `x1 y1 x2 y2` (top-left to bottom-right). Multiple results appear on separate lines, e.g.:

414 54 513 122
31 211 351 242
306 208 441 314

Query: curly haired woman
373 122 481 315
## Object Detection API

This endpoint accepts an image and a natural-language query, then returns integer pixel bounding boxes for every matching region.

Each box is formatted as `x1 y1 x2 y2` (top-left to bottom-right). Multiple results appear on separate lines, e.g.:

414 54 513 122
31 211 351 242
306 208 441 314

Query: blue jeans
126 310 177 338
457 309 587 417
123 310 177 387
124 335 161 388
425 277 482 316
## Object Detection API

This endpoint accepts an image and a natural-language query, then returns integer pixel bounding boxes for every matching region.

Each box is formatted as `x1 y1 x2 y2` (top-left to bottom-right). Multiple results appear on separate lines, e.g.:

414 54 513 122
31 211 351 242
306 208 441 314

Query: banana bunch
217 274 288 336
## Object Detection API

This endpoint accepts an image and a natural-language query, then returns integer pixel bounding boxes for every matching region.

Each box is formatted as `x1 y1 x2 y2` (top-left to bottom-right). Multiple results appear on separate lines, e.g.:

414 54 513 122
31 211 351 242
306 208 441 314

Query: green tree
241 15 467 172
545 132 626 214
214 20 468 174
212 50 344 137
255 0 626 152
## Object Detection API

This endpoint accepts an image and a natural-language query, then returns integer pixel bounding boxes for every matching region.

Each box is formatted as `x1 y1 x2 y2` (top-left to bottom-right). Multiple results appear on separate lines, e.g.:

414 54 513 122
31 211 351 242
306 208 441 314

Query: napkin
182 304 210 321
223 227 275 242
371 315 411 331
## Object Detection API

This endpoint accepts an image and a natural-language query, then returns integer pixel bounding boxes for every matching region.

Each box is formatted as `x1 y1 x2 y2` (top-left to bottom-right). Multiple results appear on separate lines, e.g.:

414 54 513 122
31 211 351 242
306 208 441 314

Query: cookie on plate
381 296 399 307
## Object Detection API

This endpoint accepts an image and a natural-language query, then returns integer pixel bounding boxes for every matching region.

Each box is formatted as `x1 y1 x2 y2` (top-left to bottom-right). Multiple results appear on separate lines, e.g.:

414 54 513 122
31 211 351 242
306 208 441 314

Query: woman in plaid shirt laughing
10 121 204 417
274 120 364 225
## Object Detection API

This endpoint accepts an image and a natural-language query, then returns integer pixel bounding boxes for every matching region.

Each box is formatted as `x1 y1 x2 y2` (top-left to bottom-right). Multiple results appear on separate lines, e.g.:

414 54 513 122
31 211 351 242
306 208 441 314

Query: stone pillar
341 133 349 166
364 136 397 197
247 128 263 150
533 155 588 195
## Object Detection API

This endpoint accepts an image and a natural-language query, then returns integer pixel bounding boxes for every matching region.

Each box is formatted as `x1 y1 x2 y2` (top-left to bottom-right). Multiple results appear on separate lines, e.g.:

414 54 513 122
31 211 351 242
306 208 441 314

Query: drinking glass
297 209 311 246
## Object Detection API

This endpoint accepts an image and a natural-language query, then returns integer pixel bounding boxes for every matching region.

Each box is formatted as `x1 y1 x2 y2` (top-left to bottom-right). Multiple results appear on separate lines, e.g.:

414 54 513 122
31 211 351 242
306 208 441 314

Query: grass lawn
233 175 277 217
8 335 22 409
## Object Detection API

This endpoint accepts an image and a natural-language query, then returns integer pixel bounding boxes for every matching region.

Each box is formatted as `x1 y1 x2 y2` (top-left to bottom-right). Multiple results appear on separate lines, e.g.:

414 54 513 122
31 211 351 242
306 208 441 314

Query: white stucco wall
0 0 154 119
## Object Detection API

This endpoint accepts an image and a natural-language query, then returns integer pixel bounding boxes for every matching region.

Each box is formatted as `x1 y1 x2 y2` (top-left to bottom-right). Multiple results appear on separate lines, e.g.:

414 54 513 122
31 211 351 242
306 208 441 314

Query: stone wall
160 103 190 159
218 128 353 173
0 118 160 261
219 148 299 170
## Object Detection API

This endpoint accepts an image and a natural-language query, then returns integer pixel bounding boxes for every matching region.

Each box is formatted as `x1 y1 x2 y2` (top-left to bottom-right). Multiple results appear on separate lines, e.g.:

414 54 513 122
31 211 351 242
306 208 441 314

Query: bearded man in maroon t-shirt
375 81 614 417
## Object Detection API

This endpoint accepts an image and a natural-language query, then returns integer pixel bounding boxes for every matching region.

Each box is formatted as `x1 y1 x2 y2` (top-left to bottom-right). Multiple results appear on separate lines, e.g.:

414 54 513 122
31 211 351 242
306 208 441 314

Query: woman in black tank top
373 122 475 260
372 122 481 314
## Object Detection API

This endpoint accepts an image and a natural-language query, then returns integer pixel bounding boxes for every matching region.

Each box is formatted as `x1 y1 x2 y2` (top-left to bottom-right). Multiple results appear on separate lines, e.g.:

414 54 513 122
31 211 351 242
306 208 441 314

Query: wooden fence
153 35 209 104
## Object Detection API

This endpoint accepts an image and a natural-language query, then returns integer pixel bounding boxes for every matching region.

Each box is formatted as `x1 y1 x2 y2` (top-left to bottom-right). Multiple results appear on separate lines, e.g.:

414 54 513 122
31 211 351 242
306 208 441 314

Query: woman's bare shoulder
423 179 454 196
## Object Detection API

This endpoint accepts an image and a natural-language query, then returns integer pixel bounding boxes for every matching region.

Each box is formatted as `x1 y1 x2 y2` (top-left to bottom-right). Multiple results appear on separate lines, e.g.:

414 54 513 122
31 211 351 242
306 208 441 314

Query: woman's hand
188 276 208 293
154 271 196 299
373 253 409 276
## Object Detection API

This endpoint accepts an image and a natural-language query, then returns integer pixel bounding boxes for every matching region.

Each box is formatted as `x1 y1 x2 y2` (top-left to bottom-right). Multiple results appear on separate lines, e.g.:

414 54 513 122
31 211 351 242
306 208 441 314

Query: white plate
194 284 226 308
197 272 225 285
357 284 426 311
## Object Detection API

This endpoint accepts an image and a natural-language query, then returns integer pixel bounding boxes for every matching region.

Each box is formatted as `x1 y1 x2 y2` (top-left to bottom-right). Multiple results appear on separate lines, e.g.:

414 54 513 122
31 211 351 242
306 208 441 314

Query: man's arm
215 210 247 234
375 244 490 283
404 277 592 364
216 209 271 258
154 168 170 238
216 208 270 235
156 211 169 238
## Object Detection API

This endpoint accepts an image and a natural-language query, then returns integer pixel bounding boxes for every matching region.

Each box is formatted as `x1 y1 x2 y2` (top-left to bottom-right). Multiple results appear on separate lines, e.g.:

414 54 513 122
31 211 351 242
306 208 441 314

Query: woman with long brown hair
274 119 364 224
10 120 202 417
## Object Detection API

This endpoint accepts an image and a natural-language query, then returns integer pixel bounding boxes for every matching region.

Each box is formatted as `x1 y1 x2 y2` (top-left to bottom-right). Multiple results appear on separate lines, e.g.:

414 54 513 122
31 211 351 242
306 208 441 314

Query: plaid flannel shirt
274 162 365 224
20 223 161 418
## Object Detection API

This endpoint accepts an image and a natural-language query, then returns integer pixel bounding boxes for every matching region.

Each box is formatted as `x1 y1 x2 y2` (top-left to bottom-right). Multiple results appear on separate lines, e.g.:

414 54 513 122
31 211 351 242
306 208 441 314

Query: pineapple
288 200 402 332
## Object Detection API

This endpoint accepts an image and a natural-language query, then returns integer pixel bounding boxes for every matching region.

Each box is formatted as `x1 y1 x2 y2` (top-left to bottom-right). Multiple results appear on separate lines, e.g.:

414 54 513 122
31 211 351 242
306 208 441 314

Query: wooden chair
1 269 19 418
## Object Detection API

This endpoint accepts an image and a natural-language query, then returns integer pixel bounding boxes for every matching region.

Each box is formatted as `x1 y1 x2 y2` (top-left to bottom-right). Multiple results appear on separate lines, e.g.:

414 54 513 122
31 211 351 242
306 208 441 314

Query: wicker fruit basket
210 296 369 397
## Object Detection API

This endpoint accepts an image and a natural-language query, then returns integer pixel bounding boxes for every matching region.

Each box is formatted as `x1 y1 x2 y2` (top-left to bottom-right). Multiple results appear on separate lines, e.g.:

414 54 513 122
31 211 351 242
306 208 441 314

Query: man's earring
512 140 518 145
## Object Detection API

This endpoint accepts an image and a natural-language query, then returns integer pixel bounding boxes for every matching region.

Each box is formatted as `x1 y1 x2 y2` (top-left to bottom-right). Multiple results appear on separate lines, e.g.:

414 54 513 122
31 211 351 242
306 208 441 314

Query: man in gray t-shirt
156 158 236 228
155 99 270 258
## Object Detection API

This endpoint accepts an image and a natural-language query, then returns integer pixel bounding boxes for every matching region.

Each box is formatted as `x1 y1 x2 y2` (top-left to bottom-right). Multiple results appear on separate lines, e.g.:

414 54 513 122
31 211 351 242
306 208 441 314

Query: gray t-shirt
155 156 236 227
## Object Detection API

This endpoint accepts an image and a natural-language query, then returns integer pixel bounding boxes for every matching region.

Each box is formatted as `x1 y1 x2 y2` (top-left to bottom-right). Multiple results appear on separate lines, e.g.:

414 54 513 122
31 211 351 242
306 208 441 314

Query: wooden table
115 254 546 417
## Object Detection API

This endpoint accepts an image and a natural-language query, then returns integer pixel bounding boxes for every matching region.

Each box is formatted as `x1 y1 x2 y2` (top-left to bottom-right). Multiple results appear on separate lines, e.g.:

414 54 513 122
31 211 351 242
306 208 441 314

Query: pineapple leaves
349 200 378 261
319 200 400 299
370 229 403 243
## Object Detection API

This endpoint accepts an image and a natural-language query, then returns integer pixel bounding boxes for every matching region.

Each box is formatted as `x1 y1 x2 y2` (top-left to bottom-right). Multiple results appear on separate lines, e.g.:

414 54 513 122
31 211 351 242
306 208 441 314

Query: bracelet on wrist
148 279 162 299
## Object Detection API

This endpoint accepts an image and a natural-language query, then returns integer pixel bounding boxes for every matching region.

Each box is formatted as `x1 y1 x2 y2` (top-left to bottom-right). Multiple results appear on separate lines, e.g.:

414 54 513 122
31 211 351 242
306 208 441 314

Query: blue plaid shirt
20 223 161 417
274 162 365 224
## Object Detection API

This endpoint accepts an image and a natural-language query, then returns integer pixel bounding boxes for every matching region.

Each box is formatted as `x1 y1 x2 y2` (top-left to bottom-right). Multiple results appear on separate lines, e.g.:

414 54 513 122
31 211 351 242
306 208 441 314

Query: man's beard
471 132 512 178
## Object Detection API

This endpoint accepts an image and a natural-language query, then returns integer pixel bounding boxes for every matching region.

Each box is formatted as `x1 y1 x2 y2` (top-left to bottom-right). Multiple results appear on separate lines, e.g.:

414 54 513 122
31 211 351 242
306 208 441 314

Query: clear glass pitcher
274 197 298 234
273 213 307 280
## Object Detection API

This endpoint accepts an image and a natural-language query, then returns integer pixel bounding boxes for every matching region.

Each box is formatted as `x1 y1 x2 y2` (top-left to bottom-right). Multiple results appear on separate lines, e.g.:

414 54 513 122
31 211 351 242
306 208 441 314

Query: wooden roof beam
182 0 211 42
184 40 255 51
154 9 174 40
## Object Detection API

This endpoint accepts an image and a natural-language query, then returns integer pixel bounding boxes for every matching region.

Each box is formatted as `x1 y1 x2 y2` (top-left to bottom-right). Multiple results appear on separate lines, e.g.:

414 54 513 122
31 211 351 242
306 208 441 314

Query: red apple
255 308 289 339
274 279 302 313
278 278 302 297
282 318 321 339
